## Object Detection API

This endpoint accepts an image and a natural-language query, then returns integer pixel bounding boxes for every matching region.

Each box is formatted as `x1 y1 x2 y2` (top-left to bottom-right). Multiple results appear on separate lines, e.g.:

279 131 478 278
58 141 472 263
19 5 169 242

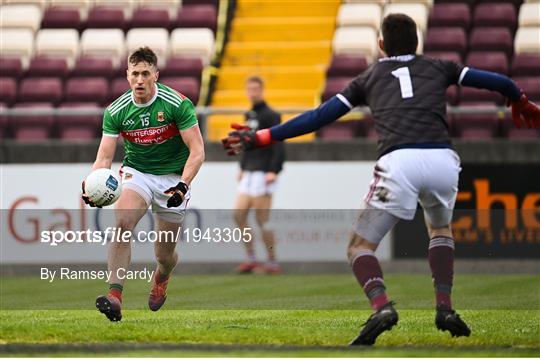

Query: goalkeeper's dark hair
381 13 418 57
128 47 158 68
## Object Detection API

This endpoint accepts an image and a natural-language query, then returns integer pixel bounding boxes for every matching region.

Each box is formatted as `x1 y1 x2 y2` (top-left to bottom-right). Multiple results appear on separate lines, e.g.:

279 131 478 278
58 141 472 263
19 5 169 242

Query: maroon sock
351 250 389 311
428 236 454 310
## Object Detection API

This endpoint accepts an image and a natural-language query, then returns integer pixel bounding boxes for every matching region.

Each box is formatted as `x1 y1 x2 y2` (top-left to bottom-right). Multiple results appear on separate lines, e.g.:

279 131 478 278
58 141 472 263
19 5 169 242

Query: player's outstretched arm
222 96 351 155
461 68 540 128
82 135 118 207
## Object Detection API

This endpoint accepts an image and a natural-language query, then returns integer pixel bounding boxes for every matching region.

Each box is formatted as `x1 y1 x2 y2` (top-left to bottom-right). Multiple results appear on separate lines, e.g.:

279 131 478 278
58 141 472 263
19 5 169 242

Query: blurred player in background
82 47 205 321
223 14 540 345
234 76 285 274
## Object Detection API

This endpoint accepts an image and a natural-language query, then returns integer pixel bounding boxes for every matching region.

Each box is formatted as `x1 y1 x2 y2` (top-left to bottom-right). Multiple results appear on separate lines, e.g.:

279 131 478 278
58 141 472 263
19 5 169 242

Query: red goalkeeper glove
508 94 540 129
221 123 273 155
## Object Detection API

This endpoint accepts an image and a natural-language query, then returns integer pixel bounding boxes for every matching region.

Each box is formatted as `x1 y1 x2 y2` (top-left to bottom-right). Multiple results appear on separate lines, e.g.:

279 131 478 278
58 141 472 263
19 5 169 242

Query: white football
84 168 122 207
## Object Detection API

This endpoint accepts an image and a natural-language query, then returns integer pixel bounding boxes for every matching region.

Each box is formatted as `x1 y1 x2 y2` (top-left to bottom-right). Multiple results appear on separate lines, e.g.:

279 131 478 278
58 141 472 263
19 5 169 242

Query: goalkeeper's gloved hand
221 123 273 155
81 181 102 208
164 181 189 208
507 93 540 129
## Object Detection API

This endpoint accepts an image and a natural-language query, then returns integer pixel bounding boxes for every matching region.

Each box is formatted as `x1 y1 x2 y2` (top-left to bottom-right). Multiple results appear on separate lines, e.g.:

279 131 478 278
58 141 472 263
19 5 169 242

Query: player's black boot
350 301 398 346
95 295 122 322
435 308 471 337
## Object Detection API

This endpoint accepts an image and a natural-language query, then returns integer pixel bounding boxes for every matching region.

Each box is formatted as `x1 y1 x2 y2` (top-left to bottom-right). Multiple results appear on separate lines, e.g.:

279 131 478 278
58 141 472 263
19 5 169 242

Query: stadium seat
514 27 540 54
26 57 69 78
130 7 170 29
424 51 462 63
0 4 42 32
428 3 471 30
0 77 17 105
11 102 55 141
473 3 517 30
92 0 135 18
383 3 428 33
159 77 200 104
80 29 125 67
514 77 540 102
332 27 378 60
126 28 169 67
511 53 540 76
469 28 513 58
35 29 79 68
327 54 368 77
466 51 508 74
518 3 540 27
174 4 218 33
170 28 215 64
317 120 365 140
424 28 467 56
1 0 47 11
0 57 23 79
0 28 34 68
56 102 102 140
501 112 540 139
451 103 500 139
460 87 505 105
0 102 8 139
47 0 91 20
337 3 382 29
41 7 82 30
71 57 114 78
165 57 203 79
86 6 126 29
136 0 181 19
321 77 352 102
18 78 63 104
108 77 130 103
64 77 109 105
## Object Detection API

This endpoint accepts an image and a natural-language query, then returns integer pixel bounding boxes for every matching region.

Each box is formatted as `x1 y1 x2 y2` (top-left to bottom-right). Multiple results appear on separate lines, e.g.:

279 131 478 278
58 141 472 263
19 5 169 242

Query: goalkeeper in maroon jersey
223 14 540 345
82 47 205 322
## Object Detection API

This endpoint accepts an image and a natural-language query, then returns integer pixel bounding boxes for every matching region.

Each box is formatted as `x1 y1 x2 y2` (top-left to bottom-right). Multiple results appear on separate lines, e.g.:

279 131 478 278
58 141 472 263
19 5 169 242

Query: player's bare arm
164 124 205 208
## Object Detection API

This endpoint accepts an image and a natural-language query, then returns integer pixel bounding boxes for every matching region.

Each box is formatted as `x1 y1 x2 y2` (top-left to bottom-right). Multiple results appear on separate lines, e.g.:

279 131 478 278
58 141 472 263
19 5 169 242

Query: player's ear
155 70 159 82
378 38 385 54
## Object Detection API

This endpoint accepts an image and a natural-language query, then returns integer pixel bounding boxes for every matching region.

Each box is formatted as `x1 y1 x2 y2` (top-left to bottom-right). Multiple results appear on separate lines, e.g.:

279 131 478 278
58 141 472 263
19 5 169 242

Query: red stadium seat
41 7 82 31
424 51 462 63
321 77 352 102
501 111 540 139
130 7 170 29
26 57 69 78
165 57 203 79
424 28 467 56
451 103 500 139
0 102 8 139
514 77 540 102
159 77 200 104
429 3 471 29
0 77 17 105
11 102 55 141
174 5 217 33
466 51 508 75
326 55 368 78
460 87 505 105
511 53 540 77
108 77 130 104
469 28 513 58
64 77 109 105
18 78 63 105
0 57 23 79
473 3 516 31
57 102 102 140
71 57 114 78
86 7 126 30
317 120 365 140
434 0 477 8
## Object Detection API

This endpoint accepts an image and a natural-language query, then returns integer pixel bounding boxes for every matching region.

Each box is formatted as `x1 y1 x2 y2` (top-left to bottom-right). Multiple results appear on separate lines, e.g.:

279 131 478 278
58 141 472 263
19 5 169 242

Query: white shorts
364 148 461 224
120 166 191 223
237 171 278 197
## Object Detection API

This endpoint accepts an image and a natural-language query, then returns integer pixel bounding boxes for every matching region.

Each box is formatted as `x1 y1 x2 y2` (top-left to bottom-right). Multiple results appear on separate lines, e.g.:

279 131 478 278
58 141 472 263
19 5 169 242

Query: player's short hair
128 47 158 68
381 13 418 57
246 76 264 88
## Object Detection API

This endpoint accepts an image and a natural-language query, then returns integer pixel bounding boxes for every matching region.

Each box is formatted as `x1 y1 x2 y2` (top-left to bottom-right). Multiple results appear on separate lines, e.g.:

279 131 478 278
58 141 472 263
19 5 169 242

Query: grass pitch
1 274 539 357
